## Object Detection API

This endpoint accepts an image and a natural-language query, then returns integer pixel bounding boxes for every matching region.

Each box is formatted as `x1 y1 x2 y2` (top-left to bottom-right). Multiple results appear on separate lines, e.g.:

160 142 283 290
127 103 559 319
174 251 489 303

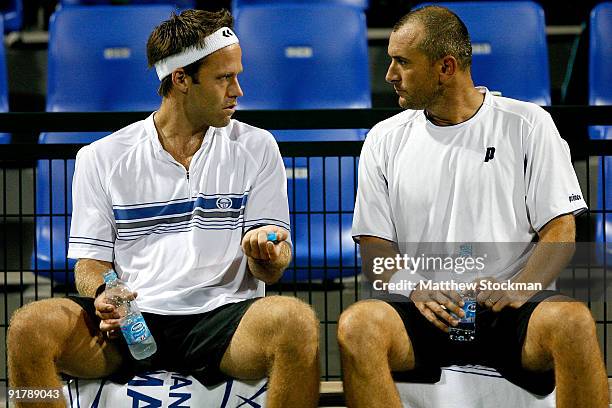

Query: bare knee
521 299 600 373
530 300 597 354
264 296 319 359
337 301 395 357
338 301 414 371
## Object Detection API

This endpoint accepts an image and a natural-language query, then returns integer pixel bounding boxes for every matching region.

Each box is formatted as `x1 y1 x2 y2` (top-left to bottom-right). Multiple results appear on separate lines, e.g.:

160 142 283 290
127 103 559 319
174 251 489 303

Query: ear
438 55 458 82
171 68 190 94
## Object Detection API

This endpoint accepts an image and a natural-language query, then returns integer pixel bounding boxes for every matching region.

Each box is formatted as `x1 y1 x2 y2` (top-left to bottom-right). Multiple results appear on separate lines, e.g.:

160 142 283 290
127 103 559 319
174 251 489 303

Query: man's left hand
241 225 289 264
475 277 537 312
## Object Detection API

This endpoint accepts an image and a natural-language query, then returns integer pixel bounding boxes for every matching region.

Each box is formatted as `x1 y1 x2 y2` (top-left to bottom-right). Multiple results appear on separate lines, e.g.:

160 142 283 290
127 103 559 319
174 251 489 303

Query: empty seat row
60 0 195 6
1 1 202 33
59 0 367 8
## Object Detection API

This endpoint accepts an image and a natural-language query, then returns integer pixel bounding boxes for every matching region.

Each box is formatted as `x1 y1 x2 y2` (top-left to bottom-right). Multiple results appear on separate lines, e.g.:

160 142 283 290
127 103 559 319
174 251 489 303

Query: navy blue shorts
386 290 567 396
67 296 259 386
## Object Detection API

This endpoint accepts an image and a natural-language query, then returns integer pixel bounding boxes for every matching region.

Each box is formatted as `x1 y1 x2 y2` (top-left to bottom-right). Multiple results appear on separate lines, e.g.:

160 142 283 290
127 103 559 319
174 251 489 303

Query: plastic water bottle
449 294 476 342
103 270 157 360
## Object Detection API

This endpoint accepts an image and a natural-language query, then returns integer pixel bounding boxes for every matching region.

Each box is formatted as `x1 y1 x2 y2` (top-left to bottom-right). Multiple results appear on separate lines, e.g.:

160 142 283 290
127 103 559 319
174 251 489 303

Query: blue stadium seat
232 0 368 12
60 0 195 7
1 0 23 32
46 6 170 112
0 16 10 144
589 2 612 260
34 5 173 284
416 1 551 105
235 3 370 280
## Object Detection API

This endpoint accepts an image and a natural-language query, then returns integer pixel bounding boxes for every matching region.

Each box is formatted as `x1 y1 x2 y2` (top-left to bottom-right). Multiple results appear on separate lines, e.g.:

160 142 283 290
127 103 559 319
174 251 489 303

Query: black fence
0 108 610 395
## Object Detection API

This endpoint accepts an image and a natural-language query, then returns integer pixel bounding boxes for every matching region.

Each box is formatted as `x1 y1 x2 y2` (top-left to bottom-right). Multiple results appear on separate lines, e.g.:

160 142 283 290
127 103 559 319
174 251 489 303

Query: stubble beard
398 81 443 111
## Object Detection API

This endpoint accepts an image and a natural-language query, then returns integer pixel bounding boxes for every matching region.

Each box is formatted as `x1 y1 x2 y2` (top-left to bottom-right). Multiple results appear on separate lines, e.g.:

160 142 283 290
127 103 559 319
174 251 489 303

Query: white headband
154 27 239 80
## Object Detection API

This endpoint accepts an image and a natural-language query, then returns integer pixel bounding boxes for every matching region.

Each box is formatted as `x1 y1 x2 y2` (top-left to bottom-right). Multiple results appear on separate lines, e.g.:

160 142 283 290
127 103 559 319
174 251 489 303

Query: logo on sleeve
484 147 496 162
569 194 582 203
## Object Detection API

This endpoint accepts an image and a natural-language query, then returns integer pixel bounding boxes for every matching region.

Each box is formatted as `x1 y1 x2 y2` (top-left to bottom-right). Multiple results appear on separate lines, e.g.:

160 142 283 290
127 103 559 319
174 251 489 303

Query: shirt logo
569 194 582 203
484 147 496 162
216 197 233 209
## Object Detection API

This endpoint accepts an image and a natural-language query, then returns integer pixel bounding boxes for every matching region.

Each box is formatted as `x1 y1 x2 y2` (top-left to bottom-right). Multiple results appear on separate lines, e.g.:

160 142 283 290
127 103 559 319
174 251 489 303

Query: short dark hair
393 5 472 70
147 9 234 97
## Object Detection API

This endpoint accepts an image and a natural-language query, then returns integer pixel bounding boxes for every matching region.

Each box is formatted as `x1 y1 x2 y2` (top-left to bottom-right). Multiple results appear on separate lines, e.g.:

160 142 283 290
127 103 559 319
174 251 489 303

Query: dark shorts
386 290 565 396
67 296 259 386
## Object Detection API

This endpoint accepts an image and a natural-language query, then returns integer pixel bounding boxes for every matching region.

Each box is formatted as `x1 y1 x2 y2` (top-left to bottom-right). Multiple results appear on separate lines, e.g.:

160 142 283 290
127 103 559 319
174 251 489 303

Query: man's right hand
93 291 137 340
410 289 465 332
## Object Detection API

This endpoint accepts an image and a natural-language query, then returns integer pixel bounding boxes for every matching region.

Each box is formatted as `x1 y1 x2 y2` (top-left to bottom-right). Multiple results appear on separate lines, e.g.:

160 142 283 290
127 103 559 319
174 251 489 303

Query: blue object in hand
267 232 278 242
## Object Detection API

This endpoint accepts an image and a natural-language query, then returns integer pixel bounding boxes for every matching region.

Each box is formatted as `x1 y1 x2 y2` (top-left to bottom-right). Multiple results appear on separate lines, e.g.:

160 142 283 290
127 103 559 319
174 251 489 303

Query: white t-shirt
352 88 586 281
68 113 290 315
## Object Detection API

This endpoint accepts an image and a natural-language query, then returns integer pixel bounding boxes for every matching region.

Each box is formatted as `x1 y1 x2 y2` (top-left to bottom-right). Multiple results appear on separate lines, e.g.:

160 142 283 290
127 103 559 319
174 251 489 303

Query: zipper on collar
186 169 192 198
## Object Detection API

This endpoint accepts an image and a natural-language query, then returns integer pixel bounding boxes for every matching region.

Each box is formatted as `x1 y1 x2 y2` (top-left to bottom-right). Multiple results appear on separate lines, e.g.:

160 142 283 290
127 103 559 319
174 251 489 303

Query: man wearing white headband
8 9 319 408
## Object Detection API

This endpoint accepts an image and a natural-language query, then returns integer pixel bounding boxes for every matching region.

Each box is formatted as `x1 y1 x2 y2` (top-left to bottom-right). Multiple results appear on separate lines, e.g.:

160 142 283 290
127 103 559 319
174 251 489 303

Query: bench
62 366 556 407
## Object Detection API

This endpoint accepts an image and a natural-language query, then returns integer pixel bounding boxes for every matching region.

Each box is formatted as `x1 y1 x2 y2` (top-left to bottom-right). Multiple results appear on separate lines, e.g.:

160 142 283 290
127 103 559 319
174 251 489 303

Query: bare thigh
10 298 124 379
219 296 319 380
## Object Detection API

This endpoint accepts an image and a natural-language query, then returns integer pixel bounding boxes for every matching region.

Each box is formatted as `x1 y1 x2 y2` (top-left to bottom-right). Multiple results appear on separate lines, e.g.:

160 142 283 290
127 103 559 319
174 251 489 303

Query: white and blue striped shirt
68 113 290 315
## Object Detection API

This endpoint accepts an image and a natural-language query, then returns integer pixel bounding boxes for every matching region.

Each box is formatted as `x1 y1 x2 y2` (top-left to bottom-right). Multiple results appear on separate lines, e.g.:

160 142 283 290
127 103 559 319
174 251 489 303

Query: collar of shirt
144 112 219 163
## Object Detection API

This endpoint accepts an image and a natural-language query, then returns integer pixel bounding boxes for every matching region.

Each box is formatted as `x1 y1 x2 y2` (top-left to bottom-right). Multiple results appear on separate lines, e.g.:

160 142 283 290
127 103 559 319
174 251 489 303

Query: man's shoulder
84 120 149 161
485 94 551 127
367 109 422 144
222 119 278 150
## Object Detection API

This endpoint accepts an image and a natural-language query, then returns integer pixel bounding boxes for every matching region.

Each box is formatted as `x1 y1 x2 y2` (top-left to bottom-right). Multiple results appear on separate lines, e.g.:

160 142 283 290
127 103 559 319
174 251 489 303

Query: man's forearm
359 236 430 301
360 236 401 283
511 241 575 288
248 242 292 284
74 258 113 297
511 215 576 288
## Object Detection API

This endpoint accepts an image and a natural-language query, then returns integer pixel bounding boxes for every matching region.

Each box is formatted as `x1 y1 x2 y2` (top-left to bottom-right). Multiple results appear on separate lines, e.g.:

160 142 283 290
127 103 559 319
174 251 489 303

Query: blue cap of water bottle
103 270 118 283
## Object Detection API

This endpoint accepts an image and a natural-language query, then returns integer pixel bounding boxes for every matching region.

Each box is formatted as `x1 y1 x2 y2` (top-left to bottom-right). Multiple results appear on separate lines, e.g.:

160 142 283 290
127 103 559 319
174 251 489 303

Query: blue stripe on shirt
113 195 247 221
